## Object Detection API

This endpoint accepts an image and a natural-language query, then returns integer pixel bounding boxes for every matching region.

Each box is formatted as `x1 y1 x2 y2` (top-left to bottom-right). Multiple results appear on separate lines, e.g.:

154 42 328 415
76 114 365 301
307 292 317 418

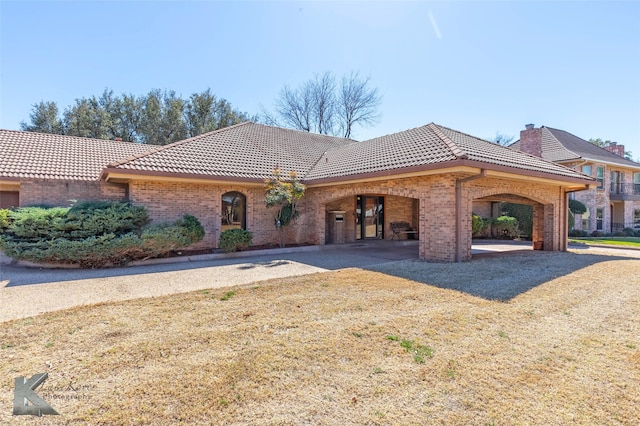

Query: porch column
532 204 544 249
543 203 558 251
420 178 457 262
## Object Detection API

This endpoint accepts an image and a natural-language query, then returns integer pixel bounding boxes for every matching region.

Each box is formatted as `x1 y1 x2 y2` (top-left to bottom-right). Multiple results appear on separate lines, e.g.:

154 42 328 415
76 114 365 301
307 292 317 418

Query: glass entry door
356 195 384 239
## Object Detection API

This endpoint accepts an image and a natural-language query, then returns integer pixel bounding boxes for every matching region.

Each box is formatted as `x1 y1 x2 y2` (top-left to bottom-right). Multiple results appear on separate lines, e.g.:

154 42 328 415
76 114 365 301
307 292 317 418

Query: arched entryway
471 193 554 258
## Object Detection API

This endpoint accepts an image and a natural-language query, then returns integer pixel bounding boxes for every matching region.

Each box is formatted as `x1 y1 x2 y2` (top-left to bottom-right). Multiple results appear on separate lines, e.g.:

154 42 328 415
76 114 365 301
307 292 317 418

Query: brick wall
18 180 127 207
107 171 571 261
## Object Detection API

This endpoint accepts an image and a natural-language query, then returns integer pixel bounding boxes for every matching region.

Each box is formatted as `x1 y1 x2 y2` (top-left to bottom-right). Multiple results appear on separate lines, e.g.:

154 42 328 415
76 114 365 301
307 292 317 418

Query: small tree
265 168 306 247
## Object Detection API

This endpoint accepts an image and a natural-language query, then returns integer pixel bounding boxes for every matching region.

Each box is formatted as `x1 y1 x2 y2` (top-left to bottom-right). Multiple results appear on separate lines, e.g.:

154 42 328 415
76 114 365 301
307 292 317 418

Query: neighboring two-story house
512 124 640 233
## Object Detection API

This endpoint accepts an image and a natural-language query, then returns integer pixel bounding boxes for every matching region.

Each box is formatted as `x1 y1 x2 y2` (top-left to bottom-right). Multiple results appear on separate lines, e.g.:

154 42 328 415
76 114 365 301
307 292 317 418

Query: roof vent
525 124 535 130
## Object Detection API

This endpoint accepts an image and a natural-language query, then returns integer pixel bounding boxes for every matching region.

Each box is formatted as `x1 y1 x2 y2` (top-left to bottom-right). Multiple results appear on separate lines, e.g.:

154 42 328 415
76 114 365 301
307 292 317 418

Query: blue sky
1 1 639 158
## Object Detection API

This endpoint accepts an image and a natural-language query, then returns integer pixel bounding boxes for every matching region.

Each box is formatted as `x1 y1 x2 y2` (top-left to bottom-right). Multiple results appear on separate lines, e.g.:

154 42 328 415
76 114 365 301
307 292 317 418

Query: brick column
532 204 544 249
420 178 457 261
543 203 557 251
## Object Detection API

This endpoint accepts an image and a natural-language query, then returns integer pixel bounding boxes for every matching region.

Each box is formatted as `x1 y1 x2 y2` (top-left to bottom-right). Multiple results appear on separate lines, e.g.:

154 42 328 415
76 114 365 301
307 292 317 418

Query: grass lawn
569 236 640 247
1 256 639 425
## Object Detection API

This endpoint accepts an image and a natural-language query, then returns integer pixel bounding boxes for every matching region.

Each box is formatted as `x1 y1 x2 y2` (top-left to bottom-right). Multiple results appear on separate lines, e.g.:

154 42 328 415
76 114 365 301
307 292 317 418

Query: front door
356 195 384 239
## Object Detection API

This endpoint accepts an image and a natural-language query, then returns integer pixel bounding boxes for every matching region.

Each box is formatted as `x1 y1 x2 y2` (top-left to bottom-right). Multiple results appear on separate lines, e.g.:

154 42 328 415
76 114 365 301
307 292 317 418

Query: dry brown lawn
1 252 639 425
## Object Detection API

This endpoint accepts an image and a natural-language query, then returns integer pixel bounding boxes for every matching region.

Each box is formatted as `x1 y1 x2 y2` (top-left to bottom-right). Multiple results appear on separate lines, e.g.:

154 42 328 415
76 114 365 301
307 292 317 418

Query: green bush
568 229 589 238
471 213 489 237
591 230 604 237
568 199 587 215
141 215 205 258
492 216 519 239
501 203 532 237
219 229 253 253
622 227 635 237
0 203 204 268
0 209 9 231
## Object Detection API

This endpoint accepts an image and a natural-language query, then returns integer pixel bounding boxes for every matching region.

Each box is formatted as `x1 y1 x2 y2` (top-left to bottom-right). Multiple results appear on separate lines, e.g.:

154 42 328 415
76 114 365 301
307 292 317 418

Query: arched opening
471 193 547 257
222 191 246 231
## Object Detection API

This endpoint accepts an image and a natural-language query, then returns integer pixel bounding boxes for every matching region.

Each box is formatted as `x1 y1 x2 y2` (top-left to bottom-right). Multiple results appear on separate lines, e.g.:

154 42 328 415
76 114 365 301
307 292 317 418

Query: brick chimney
604 142 625 157
115 137 123 142
519 124 543 157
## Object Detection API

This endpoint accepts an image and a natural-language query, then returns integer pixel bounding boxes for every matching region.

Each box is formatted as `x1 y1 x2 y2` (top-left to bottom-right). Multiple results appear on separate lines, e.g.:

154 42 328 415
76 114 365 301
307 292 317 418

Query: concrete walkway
1 240 638 323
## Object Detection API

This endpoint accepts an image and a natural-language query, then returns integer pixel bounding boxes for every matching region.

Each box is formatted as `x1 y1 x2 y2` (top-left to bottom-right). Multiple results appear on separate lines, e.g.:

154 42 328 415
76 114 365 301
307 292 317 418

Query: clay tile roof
305 123 589 181
435 125 590 179
108 122 354 179
305 123 462 180
511 127 640 168
0 129 152 181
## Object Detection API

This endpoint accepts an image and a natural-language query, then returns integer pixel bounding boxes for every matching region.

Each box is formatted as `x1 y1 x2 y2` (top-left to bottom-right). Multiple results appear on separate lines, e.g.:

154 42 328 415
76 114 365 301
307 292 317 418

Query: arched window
222 191 246 230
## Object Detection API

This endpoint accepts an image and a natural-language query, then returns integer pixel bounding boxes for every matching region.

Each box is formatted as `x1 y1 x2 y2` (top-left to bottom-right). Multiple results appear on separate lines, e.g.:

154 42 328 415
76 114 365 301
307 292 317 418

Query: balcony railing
609 183 640 200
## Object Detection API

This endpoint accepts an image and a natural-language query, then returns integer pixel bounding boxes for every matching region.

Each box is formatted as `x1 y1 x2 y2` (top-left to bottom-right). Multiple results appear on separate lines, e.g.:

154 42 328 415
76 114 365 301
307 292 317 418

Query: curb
568 242 640 251
8 245 323 269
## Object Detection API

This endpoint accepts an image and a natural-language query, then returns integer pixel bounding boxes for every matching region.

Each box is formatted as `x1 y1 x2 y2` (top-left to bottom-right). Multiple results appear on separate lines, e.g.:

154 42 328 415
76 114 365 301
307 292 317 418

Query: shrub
568 199 587 215
501 203 532 238
219 229 253 253
492 216 519 239
0 209 9 231
0 203 204 268
622 227 635 237
591 230 604 237
568 229 588 238
141 215 205 257
471 213 487 237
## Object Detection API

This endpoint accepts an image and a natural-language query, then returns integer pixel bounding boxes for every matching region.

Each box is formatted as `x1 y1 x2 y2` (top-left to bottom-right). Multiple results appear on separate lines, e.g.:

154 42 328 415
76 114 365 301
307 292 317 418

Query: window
596 208 604 231
610 171 619 193
581 165 591 176
581 209 590 230
596 167 604 189
634 209 640 230
221 191 246 230
634 173 640 195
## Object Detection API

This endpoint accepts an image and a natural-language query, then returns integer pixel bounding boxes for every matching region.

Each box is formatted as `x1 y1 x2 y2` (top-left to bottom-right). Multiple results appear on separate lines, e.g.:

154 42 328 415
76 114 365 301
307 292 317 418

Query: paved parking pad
1 240 637 322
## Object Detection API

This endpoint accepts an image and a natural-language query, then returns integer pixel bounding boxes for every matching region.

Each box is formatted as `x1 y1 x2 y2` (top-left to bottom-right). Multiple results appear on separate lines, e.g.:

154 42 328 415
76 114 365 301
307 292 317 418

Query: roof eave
101 168 266 186
305 159 595 187
557 156 640 170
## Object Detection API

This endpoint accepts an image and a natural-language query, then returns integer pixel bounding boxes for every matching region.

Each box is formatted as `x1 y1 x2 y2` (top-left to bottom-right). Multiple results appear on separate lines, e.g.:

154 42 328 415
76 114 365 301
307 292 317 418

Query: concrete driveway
1 240 638 323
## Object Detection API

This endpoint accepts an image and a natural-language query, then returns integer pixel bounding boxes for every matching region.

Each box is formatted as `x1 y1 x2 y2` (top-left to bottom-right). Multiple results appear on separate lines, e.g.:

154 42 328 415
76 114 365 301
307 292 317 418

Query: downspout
455 169 487 262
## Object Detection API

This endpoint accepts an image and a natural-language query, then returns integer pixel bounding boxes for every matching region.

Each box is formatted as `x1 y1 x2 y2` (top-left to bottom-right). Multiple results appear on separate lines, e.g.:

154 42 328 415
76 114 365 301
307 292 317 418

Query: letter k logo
13 373 59 416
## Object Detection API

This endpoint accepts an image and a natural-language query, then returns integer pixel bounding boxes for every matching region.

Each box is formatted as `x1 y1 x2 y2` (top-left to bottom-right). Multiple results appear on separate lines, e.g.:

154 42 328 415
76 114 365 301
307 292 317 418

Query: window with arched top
222 191 246 230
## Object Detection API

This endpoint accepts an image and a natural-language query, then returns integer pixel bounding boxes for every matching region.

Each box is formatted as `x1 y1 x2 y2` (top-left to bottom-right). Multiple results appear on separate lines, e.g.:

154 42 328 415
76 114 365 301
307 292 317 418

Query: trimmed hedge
0 202 204 268
219 228 253 253
492 216 519 239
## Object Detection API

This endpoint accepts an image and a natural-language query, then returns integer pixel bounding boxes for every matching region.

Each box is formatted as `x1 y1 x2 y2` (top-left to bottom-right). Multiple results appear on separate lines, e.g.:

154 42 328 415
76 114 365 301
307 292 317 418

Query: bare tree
264 71 382 139
492 132 514 146
338 72 382 138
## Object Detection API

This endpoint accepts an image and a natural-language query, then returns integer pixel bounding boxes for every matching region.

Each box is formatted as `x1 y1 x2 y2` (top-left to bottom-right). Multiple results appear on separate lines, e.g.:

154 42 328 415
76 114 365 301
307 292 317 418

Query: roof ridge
251 121 359 143
427 123 468 159
106 122 254 168
0 128 146 147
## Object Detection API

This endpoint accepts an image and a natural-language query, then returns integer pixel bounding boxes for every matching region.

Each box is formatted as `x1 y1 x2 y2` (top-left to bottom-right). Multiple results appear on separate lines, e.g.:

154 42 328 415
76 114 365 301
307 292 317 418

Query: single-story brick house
1 122 594 262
